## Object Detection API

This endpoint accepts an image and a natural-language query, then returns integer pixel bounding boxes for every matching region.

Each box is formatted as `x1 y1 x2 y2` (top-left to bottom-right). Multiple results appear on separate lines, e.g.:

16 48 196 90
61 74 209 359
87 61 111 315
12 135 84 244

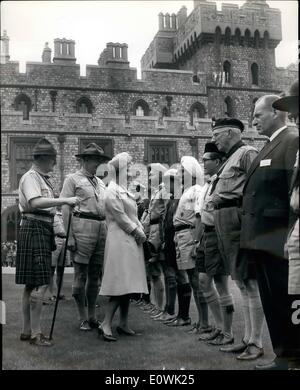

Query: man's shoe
236 344 264 361
207 334 234 346
20 333 31 341
79 320 92 331
167 318 191 327
151 310 164 319
199 328 221 341
153 312 168 321
255 358 288 370
163 315 177 324
89 318 102 329
29 334 53 347
220 340 248 353
116 326 140 336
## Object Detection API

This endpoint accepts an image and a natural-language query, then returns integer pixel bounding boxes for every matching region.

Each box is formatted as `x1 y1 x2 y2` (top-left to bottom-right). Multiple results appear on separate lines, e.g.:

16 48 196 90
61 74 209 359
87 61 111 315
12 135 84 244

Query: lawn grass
2 273 275 370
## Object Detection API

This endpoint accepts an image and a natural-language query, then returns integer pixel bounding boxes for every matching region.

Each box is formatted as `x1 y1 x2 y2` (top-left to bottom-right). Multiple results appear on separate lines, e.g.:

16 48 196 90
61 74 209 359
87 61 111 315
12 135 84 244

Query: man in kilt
15 138 79 346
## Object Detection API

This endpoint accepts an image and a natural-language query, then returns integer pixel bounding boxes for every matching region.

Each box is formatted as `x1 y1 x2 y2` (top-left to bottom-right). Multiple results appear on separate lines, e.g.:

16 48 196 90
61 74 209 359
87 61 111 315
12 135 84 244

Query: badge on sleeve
260 159 272 167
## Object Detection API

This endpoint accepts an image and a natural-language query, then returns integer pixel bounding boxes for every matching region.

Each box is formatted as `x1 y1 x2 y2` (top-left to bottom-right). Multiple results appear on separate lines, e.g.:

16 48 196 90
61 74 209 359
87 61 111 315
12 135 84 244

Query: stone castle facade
0 0 298 241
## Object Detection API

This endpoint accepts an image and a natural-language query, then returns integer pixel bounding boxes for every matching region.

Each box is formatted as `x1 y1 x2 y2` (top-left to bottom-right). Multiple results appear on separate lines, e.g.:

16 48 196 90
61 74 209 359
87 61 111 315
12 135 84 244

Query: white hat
181 156 203 179
163 168 179 178
108 152 132 171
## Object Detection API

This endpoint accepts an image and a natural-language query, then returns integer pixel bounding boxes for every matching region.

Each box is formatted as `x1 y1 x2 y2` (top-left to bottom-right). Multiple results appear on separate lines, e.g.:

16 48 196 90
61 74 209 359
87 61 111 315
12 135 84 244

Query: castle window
76 97 93 114
189 102 205 125
1 205 21 242
223 61 231 84
224 96 234 117
215 26 221 44
192 74 200 83
14 94 32 120
60 43 63 55
244 29 251 46
235 28 242 46
251 63 259 85
224 27 231 46
132 99 150 117
9 137 40 190
254 30 260 48
144 140 177 166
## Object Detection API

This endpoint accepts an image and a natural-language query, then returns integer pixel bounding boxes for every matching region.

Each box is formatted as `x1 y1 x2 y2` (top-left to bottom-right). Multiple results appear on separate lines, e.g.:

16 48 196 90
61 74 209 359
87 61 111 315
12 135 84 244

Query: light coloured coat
100 180 148 296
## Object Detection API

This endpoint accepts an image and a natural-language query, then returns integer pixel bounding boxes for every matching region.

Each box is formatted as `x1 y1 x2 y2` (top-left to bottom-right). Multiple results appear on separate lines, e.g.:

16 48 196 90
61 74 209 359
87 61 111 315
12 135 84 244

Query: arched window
251 63 259 85
192 74 200 83
132 99 150 117
1 205 21 242
76 97 93 114
224 96 234 117
254 30 260 48
224 27 231 46
215 26 221 44
223 61 231 84
14 94 32 120
235 28 242 46
189 102 205 125
263 31 269 49
244 29 251 46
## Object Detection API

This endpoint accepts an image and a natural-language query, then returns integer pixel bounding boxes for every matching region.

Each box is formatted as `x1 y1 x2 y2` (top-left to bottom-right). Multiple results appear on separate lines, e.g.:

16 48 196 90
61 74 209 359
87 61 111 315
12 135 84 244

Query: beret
212 117 244 132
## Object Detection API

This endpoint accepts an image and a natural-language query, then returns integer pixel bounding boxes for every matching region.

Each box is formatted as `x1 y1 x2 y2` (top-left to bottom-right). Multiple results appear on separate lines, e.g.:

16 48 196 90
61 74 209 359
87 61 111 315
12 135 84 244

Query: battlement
142 0 282 71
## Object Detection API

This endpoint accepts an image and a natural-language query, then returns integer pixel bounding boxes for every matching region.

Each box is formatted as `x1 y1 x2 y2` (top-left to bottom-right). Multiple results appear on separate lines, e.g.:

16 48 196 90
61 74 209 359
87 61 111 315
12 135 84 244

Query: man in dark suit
240 94 299 370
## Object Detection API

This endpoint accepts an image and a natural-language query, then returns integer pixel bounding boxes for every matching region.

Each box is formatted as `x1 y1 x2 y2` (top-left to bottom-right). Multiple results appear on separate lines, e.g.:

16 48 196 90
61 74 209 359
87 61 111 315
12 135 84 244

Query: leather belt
174 224 195 232
22 212 54 223
203 225 215 233
73 211 105 221
214 198 242 210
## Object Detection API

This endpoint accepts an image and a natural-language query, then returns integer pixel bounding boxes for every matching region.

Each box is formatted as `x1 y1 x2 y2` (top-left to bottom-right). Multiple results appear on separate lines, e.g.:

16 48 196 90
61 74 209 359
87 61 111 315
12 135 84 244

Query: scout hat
32 138 57 156
181 156 203 179
211 117 244 132
163 168 179 178
203 142 226 160
272 80 299 113
75 143 111 161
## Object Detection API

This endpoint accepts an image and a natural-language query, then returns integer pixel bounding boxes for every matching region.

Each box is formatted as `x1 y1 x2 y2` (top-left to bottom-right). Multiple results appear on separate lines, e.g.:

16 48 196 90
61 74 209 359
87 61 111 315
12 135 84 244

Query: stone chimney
0 30 10 64
98 42 129 68
53 38 76 64
177 6 187 29
42 42 52 63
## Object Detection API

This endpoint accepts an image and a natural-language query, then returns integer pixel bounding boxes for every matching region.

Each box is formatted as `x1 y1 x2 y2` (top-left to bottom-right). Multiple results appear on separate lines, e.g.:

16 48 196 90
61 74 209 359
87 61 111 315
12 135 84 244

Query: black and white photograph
1 0 299 374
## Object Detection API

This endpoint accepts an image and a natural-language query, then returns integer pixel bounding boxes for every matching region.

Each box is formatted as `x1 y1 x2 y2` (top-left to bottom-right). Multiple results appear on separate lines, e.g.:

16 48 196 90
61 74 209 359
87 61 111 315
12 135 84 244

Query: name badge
260 159 271 167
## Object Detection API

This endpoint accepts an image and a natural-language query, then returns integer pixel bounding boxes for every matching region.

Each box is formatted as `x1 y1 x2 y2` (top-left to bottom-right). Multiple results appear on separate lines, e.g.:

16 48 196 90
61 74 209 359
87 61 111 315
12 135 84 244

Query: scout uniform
60 143 109 330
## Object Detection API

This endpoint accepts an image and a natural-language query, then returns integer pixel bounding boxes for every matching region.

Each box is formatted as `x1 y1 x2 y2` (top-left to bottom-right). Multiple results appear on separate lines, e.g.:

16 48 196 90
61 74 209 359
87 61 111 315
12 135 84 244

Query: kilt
15 218 55 287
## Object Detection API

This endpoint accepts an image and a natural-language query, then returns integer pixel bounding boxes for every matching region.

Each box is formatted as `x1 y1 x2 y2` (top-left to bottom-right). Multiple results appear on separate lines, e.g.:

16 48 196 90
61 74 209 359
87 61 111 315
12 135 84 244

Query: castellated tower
141 0 283 120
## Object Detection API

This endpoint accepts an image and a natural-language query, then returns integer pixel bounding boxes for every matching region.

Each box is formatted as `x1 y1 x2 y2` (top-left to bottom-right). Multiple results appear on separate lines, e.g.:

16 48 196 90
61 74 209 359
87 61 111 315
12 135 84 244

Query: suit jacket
240 127 299 259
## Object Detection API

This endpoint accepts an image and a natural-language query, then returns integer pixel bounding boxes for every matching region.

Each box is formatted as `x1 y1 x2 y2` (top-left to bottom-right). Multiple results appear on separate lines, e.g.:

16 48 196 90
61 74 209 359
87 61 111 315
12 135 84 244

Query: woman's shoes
98 325 117 342
116 326 139 336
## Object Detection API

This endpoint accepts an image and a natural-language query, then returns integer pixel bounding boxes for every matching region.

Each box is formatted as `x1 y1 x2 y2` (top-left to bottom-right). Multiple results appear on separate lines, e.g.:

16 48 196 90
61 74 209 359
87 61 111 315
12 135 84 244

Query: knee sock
21 288 31 335
153 276 164 311
248 290 264 348
30 286 48 338
177 283 191 320
72 287 87 322
219 294 234 338
204 288 222 330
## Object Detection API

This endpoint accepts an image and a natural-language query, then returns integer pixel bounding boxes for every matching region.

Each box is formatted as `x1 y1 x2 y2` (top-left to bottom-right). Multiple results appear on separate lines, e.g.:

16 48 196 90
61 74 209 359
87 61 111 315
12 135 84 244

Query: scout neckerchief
209 140 244 196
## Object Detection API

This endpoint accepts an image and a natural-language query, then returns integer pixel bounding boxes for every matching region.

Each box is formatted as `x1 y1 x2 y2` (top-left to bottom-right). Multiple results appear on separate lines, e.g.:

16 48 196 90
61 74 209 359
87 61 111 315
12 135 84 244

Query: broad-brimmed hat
203 142 226 160
108 152 132 170
212 117 244 132
33 138 57 156
75 143 110 161
272 80 299 113
148 163 168 175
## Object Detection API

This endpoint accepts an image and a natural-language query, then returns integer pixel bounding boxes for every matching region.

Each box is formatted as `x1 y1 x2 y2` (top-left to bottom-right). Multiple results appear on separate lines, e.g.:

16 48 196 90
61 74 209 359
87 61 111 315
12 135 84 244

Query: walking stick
49 208 73 340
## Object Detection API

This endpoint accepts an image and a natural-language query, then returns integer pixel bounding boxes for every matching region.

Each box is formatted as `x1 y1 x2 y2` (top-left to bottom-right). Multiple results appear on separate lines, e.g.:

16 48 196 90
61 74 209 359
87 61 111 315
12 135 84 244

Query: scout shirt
212 142 258 203
173 184 202 228
60 168 106 218
19 165 56 215
196 176 217 227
